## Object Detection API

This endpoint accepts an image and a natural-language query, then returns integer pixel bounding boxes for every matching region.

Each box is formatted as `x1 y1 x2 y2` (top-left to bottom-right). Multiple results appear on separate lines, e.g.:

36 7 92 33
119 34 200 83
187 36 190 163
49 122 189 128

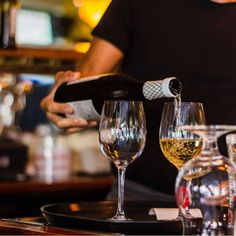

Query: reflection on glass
176 125 236 235
99 100 146 221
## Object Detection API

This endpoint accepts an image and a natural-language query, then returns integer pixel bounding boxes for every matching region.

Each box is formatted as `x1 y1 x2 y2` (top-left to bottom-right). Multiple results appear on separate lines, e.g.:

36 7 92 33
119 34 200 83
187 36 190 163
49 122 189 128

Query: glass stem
177 208 183 219
184 207 193 218
202 136 219 154
116 166 126 218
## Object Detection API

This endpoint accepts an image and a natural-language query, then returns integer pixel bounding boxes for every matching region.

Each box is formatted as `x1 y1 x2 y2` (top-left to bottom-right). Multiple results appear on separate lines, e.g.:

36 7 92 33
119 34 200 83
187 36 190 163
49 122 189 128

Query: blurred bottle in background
226 133 236 166
29 124 72 183
0 73 31 182
0 0 20 49
66 129 111 177
0 73 32 136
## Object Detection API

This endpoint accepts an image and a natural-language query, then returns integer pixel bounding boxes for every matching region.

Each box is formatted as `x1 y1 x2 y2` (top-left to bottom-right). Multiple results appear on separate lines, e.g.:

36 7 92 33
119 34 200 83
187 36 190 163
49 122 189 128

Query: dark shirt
92 0 236 195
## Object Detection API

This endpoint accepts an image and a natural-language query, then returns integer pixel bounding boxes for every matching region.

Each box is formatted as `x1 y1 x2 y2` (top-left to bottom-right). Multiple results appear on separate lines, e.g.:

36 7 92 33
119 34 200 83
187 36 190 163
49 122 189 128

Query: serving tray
40 201 182 235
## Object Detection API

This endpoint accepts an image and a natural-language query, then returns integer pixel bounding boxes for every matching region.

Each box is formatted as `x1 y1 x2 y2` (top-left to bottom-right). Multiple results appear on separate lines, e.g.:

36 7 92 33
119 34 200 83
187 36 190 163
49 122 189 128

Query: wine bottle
54 73 182 120
0 0 19 49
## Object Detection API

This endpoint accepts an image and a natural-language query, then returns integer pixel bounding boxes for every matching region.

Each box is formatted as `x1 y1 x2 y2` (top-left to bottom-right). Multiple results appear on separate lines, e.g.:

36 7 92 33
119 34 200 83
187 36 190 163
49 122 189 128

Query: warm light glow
75 42 91 53
69 203 81 211
77 0 111 28
73 0 84 8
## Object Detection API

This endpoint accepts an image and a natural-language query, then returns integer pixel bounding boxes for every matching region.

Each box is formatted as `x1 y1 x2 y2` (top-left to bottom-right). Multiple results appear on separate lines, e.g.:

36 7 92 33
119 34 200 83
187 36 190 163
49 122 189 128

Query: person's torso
119 0 236 194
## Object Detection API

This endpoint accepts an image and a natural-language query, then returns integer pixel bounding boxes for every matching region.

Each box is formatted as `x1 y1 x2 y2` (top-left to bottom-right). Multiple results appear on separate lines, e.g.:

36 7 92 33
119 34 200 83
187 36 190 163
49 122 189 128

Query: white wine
160 137 202 170
54 73 182 120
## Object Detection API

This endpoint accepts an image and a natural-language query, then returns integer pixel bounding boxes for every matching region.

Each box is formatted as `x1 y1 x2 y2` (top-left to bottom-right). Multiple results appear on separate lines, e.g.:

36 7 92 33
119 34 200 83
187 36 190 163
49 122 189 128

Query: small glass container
32 124 71 183
0 0 20 49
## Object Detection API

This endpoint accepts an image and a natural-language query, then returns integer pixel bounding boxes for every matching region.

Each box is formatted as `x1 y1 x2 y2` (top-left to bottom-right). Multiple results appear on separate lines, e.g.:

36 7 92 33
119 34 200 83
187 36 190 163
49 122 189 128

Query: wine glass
159 101 206 218
99 100 146 221
175 125 236 235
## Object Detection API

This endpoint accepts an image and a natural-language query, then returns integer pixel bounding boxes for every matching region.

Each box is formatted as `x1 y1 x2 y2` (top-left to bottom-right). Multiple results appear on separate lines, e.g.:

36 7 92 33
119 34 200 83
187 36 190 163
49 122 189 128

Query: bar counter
0 175 113 218
0 203 182 236
0 218 111 235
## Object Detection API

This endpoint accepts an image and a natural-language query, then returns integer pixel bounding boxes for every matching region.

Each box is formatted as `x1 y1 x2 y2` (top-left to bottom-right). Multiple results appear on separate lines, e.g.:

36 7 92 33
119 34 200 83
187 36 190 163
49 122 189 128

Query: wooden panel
0 46 84 59
0 46 84 74
0 219 102 235
0 175 113 218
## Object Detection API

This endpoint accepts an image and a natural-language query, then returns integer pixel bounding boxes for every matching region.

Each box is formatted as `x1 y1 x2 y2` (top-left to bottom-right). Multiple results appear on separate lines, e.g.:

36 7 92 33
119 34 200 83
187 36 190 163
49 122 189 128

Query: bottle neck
143 77 180 100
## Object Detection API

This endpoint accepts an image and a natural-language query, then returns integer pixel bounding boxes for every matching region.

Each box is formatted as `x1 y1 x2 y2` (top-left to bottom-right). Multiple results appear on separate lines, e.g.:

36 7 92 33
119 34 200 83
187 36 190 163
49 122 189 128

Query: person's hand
210 0 236 3
40 71 98 133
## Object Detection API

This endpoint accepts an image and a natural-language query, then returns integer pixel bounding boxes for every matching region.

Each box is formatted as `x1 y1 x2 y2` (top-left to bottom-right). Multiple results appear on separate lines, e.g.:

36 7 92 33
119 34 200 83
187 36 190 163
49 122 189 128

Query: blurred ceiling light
75 0 111 28
75 42 91 53
73 0 85 8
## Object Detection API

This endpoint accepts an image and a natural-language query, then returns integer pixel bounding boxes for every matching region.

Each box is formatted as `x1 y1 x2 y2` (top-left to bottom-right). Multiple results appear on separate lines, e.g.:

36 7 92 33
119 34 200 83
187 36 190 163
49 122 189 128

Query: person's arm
40 36 124 133
78 37 123 76
210 0 236 3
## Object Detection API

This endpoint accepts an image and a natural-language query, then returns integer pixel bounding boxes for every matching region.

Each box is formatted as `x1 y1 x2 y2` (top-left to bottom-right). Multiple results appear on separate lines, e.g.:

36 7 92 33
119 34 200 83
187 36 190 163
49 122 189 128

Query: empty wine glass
175 125 236 235
99 100 146 221
159 101 206 219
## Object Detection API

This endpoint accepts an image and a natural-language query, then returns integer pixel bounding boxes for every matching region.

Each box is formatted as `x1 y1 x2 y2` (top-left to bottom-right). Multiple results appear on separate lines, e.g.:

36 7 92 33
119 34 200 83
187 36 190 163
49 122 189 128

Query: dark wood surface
0 200 184 235
0 46 84 74
0 175 113 218
0 218 110 235
0 46 84 59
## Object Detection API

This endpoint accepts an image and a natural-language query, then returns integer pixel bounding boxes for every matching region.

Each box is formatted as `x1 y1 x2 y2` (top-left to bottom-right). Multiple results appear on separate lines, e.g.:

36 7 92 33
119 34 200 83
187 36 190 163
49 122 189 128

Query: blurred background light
76 0 111 28
75 42 91 53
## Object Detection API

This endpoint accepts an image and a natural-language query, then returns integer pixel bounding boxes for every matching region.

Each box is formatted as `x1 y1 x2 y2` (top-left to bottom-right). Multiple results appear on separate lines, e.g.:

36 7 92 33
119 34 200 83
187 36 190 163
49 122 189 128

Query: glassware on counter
175 125 236 235
0 74 32 136
99 100 146 221
30 124 72 183
226 133 236 166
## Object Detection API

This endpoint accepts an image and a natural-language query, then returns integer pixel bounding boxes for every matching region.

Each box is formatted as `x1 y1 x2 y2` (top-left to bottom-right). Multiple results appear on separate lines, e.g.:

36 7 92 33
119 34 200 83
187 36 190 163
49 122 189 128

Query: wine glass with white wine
99 100 146 221
159 101 206 218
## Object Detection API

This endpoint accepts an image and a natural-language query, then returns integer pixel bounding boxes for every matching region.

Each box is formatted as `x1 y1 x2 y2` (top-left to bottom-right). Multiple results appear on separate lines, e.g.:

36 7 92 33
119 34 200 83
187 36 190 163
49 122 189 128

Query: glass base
108 214 132 221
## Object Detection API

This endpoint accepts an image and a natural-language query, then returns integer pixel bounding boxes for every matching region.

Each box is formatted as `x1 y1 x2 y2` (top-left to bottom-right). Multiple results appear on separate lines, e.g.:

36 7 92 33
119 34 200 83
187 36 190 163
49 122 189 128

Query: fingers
40 70 81 116
48 115 98 134
41 97 74 115
40 70 98 133
87 120 99 128
55 71 81 85
51 71 81 95
56 117 89 129
65 120 98 134
46 111 98 129
44 109 98 132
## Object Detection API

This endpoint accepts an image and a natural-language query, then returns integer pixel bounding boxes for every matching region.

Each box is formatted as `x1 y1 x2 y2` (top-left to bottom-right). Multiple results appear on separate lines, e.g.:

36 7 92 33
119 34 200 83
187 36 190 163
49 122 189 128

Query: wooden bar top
0 218 111 235
0 175 113 195
0 46 84 60
0 45 84 74
0 175 113 218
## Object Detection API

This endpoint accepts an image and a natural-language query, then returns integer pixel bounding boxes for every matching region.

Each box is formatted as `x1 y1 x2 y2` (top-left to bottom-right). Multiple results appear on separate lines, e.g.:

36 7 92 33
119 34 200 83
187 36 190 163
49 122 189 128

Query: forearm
77 37 123 77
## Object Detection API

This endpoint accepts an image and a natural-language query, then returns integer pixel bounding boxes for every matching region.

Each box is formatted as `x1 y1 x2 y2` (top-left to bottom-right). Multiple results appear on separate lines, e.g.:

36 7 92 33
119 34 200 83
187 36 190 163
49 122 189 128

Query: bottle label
67 100 100 121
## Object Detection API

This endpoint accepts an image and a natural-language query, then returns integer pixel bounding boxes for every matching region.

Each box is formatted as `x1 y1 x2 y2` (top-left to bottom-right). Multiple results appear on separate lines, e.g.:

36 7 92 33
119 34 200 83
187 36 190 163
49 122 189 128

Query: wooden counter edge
0 175 113 195
0 46 84 60
0 219 101 235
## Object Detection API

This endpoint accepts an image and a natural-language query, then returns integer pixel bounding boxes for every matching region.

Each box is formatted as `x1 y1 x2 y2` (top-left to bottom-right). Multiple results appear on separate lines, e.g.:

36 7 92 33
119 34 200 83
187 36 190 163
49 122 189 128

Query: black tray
40 201 183 235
